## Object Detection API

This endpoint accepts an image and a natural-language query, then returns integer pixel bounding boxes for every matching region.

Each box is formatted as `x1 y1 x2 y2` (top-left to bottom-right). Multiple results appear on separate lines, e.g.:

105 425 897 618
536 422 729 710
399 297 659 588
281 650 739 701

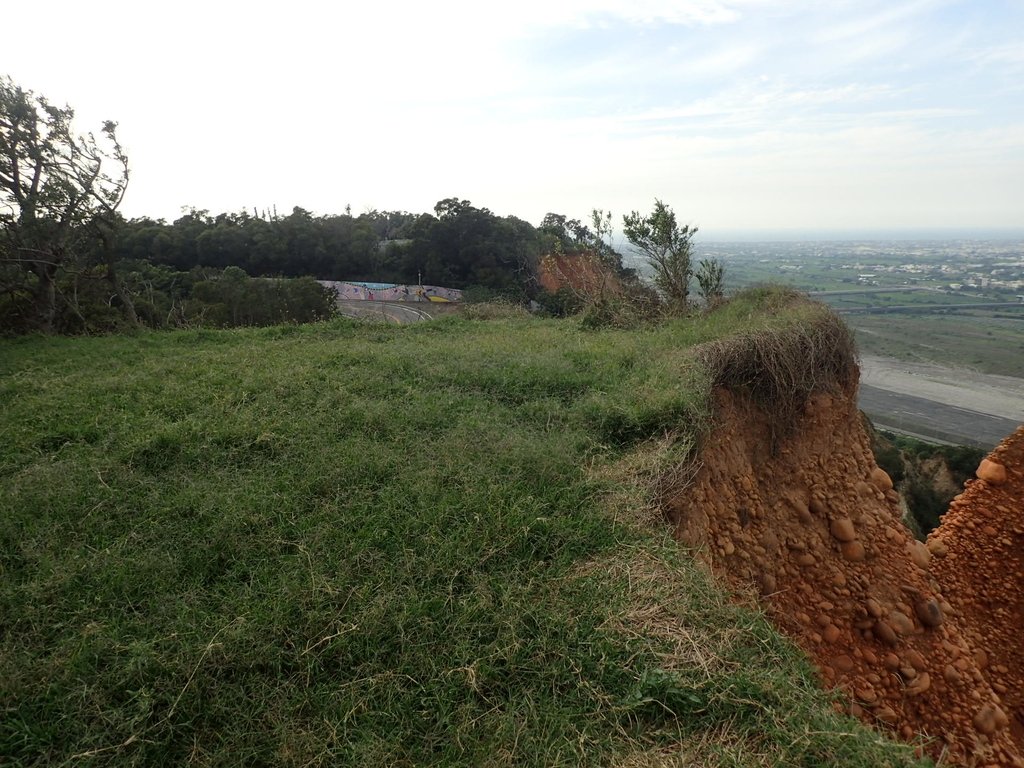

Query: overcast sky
7 0 1024 234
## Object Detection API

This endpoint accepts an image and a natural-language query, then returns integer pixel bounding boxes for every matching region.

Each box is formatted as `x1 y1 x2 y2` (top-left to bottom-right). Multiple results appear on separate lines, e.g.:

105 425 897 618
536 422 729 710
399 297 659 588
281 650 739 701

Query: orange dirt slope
929 427 1024 758
537 251 622 297
667 384 1023 766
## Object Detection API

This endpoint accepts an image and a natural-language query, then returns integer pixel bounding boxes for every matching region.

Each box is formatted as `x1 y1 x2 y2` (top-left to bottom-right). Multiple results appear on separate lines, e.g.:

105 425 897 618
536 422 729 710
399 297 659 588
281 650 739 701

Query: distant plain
687 238 1024 445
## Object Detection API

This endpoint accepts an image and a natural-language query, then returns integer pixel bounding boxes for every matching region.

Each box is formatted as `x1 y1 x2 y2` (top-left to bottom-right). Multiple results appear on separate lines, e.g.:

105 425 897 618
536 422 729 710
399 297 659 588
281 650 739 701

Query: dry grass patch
697 298 858 442
571 541 929 767
590 431 705 531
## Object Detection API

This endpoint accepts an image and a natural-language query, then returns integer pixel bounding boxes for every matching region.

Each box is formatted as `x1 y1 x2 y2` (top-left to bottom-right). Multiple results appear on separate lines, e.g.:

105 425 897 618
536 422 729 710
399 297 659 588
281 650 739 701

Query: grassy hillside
0 292 927 766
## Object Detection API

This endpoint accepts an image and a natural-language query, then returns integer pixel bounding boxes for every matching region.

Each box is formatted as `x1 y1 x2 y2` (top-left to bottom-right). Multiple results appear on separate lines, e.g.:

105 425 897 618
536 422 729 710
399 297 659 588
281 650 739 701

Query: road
839 302 1024 315
858 385 1021 448
857 355 1022 448
809 287 939 296
336 300 433 325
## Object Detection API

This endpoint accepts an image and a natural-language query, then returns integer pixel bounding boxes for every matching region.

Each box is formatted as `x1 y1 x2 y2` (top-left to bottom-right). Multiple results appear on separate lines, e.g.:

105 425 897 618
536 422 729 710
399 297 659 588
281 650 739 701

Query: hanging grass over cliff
697 290 859 439
0 290 924 767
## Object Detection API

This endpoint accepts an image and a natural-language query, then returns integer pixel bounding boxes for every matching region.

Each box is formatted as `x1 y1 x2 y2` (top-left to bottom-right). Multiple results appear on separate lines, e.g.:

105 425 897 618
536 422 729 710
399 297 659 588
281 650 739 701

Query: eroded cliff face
929 432 1024 757
667 386 1023 766
537 252 623 296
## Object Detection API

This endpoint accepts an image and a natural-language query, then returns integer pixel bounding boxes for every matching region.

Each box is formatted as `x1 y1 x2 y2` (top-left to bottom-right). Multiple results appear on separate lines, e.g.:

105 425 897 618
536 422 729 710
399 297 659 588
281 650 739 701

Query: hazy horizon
694 226 1024 242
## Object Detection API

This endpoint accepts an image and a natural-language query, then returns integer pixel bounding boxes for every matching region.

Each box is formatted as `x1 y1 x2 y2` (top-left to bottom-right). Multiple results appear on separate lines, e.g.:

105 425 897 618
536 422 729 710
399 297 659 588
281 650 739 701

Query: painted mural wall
318 281 463 303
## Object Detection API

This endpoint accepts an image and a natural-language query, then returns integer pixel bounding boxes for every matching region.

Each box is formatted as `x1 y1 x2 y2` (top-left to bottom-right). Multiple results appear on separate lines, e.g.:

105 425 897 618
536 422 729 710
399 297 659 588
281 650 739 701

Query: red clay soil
929 428 1024 760
668 387 1023 766
537 252 622 297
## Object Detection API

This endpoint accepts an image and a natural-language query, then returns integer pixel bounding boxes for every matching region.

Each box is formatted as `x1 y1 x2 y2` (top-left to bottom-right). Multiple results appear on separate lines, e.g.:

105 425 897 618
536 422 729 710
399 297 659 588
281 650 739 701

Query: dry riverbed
859 355 1023 420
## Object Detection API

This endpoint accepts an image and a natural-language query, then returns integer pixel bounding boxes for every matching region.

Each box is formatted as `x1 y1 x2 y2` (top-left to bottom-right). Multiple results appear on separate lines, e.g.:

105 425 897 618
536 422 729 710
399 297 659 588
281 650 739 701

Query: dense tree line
3 76 711 335
115 199 629 297
120 207 402 282
1 195 634 333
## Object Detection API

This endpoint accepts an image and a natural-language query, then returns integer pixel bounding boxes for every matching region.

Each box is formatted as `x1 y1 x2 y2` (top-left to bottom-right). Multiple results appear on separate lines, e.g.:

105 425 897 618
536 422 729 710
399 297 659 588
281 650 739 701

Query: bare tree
1 76 130 331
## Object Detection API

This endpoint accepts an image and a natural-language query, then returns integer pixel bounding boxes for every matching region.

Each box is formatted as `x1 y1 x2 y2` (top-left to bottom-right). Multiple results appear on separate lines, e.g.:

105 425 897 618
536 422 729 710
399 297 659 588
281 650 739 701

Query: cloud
479 0 742 29
816 0 948 42
7 0 1022 229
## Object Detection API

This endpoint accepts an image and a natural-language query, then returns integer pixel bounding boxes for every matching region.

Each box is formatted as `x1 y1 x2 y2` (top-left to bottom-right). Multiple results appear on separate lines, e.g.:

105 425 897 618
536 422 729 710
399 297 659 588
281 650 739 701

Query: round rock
904 649 927 671
973 704 1007 735
830 518 857 543
913 598 944 628
875 706 899 725
855 480 874 498
855 686 877 704
795 553 816 567
976 459 1007 486
870 467 894 491
906 672 931 696
791 498 813 524
926 538 948 557
908 540 931 569
833 654 855 673
841 540 867 562
874 621 899 647
889 611 915 635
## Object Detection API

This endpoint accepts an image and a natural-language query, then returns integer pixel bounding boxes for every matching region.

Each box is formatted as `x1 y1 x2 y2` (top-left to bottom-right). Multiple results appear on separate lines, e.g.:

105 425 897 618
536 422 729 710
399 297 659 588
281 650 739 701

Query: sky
6 0 1024 235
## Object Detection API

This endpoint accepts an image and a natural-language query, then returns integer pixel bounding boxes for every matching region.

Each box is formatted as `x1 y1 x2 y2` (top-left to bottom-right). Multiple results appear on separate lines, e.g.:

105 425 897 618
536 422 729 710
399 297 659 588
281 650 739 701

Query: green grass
819 291 985 310
849 311 1024 377
0 293 927 766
